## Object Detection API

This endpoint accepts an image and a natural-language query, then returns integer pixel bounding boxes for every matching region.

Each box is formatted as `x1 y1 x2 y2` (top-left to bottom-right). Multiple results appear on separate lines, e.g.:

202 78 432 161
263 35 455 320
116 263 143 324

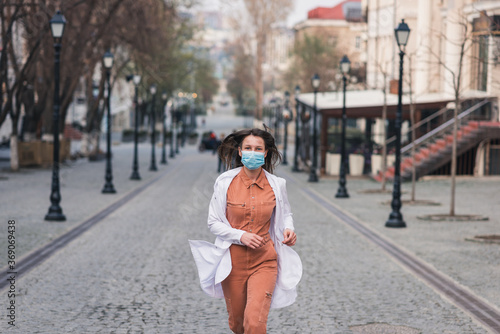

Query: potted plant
326 151 341 176
18 140 42 166
371 149 395 176
138 130 148 143
349 148 364 176
121 129 134 143
188 132 199 145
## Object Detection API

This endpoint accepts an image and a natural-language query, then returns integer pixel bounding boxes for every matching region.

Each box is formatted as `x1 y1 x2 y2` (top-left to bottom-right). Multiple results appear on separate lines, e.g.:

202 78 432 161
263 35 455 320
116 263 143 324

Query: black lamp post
282 91 291 165
160 91 168 164
102 50 116 194
149 84 158 171
180 95 186 148
308 73 320 182
292 85 301 172
301 107 311 126
176 118 181 154
274 100 280 144
130 74 141 180
190 93 197 133
269 100 276 131
336 55 351 198
169 105 175 158
45 10 67 221
301 104 311 169
386 19 410 228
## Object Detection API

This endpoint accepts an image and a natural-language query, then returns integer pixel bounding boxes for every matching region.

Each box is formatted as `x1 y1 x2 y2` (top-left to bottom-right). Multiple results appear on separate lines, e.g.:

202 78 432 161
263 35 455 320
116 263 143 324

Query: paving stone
0 116 497 333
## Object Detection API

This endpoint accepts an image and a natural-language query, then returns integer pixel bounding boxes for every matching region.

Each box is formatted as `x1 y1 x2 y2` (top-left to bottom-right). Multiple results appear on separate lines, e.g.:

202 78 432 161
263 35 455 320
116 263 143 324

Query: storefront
296 89 492 175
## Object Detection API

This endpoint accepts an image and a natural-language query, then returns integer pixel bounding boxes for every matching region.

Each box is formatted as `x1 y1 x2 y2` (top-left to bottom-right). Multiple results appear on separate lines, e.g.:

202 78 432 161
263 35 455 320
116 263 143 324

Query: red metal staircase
374 99 500 181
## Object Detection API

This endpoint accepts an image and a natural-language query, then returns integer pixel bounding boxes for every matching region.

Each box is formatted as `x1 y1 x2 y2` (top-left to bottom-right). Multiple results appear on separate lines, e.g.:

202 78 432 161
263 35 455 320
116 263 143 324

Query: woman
189 128 302 334
216 132 226 173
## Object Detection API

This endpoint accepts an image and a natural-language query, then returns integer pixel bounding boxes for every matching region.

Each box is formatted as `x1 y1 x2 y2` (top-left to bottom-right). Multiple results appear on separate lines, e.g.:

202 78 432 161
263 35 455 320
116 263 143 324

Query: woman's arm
207 192 245 244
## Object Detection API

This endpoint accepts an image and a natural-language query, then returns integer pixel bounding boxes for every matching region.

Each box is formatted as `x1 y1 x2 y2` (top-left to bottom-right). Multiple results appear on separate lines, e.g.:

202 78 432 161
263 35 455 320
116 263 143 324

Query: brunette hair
217 128 282 174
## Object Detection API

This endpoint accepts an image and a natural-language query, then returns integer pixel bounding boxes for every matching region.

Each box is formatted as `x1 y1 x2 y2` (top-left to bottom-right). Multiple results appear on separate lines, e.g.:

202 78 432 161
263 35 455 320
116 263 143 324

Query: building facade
359 0 500 177
294 0 500 177
294 0 367 78
363 0 500 100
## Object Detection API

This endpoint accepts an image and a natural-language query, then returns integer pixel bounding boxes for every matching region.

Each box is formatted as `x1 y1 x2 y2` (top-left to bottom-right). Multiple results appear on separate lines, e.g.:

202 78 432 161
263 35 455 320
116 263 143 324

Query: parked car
198 131 220 152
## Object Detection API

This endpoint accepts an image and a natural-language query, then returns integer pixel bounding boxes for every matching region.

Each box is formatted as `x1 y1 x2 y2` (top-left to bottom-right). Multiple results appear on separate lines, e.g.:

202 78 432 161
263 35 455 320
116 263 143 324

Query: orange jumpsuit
221 168 277 334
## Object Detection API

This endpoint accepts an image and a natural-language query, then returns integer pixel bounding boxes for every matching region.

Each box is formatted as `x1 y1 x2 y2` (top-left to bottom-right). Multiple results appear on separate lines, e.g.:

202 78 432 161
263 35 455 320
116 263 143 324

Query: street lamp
301 106 311 124
308 73 320 182
269 100 276 130
149 84 158 171
190 92 197 133
336 55 351 198
179 97 186 148
292 85 302 172
176 120 182 153
274 99 281 144
169 104 176 158
102 50 116 194
160 91 168 165
130 74 141 180
45 10 67 221
301 104 311 170
282 91 291 165
386 19 410 228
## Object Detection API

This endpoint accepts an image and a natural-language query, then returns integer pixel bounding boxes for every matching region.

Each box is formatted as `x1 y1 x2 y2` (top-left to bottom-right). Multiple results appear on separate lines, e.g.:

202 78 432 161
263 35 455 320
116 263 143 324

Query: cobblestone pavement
0 141 164 269
1 119 498 333
294 172 500 316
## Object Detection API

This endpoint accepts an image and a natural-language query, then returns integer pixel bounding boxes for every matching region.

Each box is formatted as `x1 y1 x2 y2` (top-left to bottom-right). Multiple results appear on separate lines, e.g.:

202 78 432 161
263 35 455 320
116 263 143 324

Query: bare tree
226 37 255 111
376 61 390 192
284 33 340 94
427 9 476 217
0 1 25 170
1 0 199 168
0 0 129 167
406 52 418 202
242 0 293 120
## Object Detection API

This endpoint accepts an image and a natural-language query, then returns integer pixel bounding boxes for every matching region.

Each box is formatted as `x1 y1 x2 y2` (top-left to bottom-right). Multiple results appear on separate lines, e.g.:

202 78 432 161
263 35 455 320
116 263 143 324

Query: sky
199 0 344 28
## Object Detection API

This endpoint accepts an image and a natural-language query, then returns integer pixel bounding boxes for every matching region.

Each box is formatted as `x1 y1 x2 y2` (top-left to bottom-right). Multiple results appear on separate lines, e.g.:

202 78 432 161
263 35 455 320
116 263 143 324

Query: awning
295 89 495 174
296 89 493 119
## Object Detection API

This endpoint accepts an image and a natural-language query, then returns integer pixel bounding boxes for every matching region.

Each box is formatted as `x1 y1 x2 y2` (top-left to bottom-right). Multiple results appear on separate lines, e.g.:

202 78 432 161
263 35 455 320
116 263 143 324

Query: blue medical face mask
241 150 265 170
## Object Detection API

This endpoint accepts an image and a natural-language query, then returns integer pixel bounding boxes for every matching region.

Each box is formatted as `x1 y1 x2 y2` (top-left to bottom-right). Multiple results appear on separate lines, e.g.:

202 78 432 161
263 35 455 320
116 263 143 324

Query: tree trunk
7 92 20 171
81 132 91 156
450 100 460 216
21 83 37 140
10 135 19 171
255 34 265 120
410 103 417 201
91 132 101 155
381 96 388 191
42 96 54 137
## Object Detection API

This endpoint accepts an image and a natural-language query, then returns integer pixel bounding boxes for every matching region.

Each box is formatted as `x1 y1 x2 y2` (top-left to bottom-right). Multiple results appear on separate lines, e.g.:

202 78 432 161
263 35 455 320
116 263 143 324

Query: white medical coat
188 167 302 308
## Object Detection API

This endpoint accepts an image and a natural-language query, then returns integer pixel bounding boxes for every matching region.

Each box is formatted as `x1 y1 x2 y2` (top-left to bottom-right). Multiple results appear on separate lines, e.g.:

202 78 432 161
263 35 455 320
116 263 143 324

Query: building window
355 36 361 49
477 35 489 92
487 138 500 175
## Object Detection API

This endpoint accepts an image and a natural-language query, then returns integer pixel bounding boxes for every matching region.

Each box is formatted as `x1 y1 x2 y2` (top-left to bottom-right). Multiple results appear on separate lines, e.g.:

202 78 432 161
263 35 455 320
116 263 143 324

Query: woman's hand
283 228 297 246
240 232 265 249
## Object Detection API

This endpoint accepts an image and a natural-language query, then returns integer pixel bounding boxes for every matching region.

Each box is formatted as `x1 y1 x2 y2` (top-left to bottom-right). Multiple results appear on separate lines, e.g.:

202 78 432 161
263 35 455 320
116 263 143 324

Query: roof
307 0 361 20
296 89 494 119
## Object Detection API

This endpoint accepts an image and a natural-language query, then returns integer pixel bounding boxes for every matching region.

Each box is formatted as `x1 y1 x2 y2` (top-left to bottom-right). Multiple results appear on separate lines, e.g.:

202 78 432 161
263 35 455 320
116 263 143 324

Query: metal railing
386 105 448 147
382 99 492 163
400 99 491 157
